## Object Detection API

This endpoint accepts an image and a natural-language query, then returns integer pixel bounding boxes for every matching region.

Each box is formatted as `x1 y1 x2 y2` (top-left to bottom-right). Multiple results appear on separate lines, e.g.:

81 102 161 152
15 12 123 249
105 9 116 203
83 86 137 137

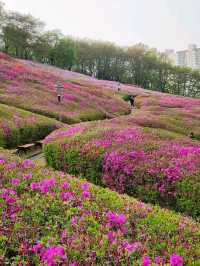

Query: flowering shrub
0 52 129 123
0 103 61 148
0 149 199 265
131 94 200 139
44 115 200 218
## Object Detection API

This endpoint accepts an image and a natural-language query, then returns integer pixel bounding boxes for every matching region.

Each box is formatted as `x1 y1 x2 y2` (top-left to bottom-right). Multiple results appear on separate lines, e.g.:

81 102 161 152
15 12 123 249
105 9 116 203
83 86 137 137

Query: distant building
176 50 187 67
164 44 200 70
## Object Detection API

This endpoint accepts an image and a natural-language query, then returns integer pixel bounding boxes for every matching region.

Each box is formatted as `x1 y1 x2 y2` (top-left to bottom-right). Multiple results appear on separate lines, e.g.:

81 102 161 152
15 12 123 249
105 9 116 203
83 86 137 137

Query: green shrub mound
0 103 62 148
44 116 200 219
0 149 199 265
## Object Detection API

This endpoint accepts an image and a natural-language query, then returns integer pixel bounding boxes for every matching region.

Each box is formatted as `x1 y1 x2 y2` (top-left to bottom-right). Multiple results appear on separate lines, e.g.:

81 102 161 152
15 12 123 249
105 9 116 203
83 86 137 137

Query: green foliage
122 94 132 102
176 174 200 219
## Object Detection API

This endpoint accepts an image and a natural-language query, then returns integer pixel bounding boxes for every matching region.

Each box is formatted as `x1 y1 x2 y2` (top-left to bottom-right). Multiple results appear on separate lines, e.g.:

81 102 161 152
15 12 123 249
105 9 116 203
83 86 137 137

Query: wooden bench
17 143 35 153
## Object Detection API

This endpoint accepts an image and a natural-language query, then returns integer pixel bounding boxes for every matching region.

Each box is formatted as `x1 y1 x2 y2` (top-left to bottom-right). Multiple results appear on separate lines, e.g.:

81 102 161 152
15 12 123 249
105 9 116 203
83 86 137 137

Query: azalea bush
0 103 61 148
0 149 199 265
44 111 200 218
0 53 130 123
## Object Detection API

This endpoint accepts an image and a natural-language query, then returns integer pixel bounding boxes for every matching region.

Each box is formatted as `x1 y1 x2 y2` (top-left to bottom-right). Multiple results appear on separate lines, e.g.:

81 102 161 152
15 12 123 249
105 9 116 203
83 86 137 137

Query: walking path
15 100 136 164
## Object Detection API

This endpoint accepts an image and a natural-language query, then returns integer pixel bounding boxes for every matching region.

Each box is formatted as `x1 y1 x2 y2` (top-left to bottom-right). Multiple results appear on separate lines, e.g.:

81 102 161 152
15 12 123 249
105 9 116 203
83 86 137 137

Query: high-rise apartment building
165 44 200 69
176 50 187 67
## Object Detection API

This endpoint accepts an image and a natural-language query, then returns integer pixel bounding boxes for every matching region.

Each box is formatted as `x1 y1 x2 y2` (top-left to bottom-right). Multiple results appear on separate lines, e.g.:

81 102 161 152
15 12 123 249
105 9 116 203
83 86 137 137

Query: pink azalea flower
107 231 114 244
61 181 70 189
170 254 183 266
0 159 5 165
81 190 90 199
11 178 20 186
30 182 40 190
141 256 151 266
60 192 74 201
41 246 67 266
81 181 90 190
106 211 126 226
23 173 32 180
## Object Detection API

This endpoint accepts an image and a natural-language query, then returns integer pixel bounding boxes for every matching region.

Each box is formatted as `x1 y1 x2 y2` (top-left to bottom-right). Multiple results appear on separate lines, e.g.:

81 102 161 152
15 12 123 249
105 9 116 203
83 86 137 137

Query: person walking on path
55 81 63 104
129 95 136 108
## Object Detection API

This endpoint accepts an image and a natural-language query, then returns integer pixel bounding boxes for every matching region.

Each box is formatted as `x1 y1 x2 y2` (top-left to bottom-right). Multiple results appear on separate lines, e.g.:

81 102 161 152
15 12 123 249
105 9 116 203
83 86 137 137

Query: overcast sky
3 0 200 51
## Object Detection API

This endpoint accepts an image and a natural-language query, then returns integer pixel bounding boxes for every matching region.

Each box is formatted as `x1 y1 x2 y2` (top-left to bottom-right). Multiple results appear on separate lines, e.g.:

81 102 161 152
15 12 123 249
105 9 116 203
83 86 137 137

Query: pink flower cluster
31 178 56 193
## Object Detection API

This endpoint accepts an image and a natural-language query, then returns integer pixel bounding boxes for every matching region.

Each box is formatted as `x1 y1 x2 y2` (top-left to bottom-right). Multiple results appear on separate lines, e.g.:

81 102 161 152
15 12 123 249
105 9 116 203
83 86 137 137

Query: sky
3 0 200 51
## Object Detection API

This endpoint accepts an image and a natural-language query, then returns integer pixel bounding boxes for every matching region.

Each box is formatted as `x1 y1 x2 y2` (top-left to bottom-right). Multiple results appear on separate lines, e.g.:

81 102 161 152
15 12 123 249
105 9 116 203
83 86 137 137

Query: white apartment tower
176 50 187 67
165 44 200 69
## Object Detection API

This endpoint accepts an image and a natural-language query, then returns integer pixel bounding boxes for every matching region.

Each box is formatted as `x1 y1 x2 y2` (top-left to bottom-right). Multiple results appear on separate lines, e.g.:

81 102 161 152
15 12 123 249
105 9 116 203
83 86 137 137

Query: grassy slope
0 149 199 265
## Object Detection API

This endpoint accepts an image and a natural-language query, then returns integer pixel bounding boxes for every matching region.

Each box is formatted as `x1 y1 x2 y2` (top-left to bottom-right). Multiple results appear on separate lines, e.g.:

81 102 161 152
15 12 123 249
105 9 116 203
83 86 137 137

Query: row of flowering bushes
44 114 200 219
0 52 130 123
0 149 199 265
0 103 62 148
133 95 200 139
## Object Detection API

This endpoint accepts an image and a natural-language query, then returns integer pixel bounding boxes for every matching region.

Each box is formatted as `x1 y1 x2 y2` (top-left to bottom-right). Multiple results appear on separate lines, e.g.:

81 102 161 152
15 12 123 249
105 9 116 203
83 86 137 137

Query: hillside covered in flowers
0 52 130 123
0 149 199 265
0 52 200 265
44 93 200 219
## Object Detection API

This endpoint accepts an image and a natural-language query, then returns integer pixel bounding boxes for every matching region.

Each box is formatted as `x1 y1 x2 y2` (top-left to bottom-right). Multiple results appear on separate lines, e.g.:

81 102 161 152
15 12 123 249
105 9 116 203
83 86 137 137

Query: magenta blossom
41 246 67 266
60 191 75 201
23 173 32 180
61 181 70 189
170 254 183 266
11 178 20 186
141 256 151 266
0 159 5 165
106 211 126 226
107 231 115 244
21 159 34 169
81 181 90 190
81 190 90 199
40 178 56 193
123 241 142 253
30 182 40 190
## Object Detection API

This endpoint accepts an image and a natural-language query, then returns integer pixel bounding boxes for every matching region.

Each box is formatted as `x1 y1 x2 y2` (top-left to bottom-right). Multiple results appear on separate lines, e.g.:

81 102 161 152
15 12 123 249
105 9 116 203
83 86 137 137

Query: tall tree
2 11 44 58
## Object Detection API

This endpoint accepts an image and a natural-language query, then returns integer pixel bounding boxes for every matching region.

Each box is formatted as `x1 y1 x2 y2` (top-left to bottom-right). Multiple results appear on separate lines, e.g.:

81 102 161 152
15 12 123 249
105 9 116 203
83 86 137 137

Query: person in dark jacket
129 95 136 108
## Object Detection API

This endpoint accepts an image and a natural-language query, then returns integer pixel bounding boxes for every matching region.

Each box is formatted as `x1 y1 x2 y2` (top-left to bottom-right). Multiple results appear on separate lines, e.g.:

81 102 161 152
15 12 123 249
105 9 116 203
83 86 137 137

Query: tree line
0 1 199 97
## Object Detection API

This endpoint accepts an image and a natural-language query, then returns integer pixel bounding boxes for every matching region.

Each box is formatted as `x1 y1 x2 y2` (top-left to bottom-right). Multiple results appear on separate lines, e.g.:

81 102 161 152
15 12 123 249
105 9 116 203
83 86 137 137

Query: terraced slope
0 149 199 265
0 53 130 123
44 93 200 219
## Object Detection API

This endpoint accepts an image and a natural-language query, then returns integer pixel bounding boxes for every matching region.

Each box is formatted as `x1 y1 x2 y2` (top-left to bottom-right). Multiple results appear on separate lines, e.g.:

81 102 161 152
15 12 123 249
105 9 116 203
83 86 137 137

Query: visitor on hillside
118 82 121 92
190 132 195 139
55 81 63 103
129 95 136 108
